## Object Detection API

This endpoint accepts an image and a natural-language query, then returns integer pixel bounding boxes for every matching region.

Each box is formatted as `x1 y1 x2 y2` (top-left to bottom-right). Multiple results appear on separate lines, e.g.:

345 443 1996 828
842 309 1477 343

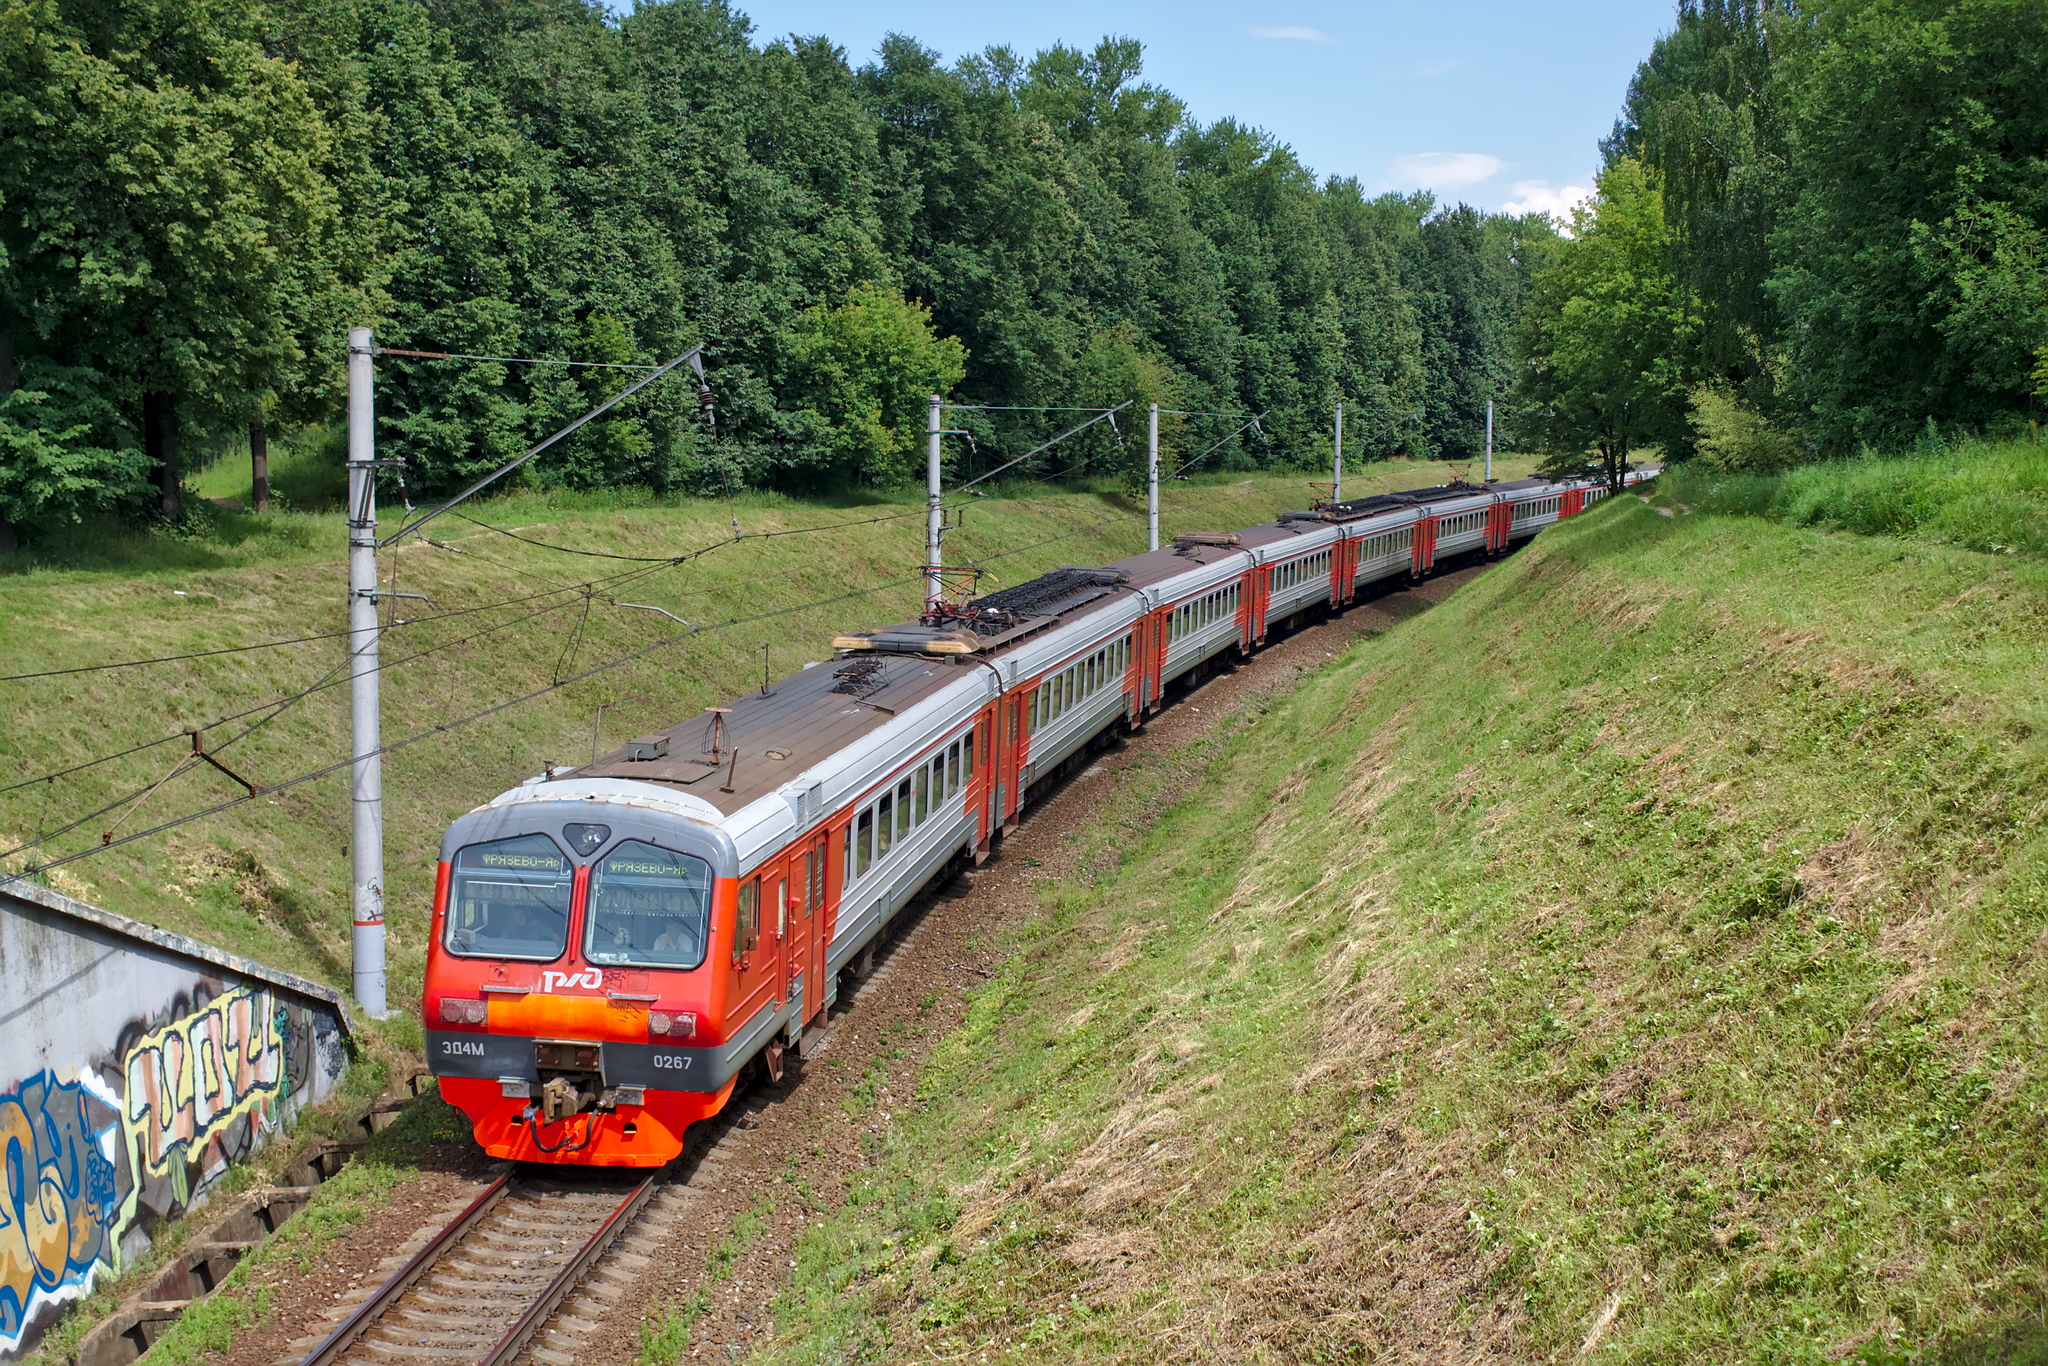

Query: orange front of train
422 781 750 1167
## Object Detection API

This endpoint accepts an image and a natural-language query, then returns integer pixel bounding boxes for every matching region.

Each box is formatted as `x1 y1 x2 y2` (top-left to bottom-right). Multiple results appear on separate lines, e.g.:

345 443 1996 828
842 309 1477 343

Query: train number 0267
652 1054 692 1070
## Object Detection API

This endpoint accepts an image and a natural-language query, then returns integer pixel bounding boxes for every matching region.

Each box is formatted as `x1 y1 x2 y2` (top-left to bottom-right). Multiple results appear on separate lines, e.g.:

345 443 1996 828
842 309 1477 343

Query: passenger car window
444 834 571 960
584 839 713 970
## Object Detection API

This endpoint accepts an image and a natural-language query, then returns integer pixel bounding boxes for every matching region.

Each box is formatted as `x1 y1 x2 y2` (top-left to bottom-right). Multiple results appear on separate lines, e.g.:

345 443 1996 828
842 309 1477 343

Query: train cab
424 781 746 1167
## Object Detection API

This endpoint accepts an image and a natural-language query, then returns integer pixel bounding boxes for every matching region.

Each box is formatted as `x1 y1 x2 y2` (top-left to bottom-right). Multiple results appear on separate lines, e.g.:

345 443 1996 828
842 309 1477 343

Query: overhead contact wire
0 569 935 888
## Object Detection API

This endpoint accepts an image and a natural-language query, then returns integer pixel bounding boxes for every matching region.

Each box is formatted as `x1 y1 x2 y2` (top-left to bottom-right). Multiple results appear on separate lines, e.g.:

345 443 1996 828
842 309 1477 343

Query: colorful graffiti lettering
122 987 286 1204
1 983 297 1356
0 1073 123 1348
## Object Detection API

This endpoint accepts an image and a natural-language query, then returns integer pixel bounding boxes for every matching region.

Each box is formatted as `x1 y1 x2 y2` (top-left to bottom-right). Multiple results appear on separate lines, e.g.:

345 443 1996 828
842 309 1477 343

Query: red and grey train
422 469 1651 1165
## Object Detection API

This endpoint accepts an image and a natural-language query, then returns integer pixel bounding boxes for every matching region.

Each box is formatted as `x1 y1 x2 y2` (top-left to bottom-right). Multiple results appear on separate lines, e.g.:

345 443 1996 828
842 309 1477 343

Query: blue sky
728 0 1675 219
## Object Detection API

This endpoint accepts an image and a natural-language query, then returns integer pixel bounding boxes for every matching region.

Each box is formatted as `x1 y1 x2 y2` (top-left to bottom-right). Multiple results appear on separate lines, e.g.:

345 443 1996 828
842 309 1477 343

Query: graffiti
0 1073 123 1349
0 982 324 1356
122 985 287 1205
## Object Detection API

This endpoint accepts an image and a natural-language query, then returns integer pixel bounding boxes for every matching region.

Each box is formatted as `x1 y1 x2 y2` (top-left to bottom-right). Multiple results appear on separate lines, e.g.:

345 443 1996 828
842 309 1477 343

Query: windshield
444 834 573 960
583 840 713 970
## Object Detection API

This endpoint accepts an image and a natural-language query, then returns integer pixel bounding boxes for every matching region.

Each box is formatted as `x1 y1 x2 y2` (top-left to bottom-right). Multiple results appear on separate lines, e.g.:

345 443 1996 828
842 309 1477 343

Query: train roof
547 470 1623 819
562 649 978 818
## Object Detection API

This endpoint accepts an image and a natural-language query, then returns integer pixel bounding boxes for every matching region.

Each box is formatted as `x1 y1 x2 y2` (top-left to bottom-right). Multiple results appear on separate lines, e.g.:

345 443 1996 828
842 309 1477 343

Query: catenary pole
926 394 943 606
346 327 387 1018
1333 402 1344 503
1148 403 1160 551
1486 400 1494 483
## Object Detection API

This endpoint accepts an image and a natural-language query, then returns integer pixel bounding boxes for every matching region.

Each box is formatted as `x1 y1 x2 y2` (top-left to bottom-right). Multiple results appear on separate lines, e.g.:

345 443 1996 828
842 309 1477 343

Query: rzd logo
542 968 603 993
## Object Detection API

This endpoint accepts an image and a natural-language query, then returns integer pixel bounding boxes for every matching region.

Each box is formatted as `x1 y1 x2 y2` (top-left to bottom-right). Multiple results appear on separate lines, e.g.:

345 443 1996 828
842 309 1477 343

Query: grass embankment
1659 437 2048 560
0 459 1530 1033
758 495 2048 1363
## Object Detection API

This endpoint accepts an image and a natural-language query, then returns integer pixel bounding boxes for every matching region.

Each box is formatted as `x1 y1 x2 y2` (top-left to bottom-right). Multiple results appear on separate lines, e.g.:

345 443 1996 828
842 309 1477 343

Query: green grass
753 493 2048 1363
1658 435 2048 559
189 426 351 513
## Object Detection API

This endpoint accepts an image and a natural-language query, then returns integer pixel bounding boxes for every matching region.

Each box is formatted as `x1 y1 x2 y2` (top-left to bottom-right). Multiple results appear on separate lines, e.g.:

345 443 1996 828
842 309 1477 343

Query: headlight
648 1010 697 1038
439 997 487 1025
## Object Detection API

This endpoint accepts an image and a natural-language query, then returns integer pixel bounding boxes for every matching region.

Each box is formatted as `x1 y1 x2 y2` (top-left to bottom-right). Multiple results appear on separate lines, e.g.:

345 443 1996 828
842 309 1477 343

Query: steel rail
296 1172 514 1366
480 1170 664 1365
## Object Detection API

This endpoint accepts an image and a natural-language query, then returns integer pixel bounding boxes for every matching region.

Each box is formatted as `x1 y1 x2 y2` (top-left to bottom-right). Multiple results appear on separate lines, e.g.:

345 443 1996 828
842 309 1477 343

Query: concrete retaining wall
0 878 354 1359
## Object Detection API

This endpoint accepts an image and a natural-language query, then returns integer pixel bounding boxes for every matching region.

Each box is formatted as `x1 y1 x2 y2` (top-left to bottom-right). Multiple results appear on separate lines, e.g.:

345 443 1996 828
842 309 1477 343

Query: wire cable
446 510 692 562
376 347 658 372
955 402 1133 493
0 548 679 684
0 568 935 888
940 404 1122 412
0 556 687 799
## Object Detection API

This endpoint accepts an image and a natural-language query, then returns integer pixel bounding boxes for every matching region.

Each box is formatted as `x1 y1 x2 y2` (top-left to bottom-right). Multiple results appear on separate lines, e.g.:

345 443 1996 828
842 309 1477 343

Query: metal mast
1333 402 1343 503
926 395 943 605
1147 403 1160 551
345 327 386 1018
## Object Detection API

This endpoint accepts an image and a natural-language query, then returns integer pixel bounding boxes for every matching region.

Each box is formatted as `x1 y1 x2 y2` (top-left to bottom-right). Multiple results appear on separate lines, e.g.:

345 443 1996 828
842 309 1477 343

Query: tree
775 284 967 487
1770 0 2048 447
1513 160 1698 489
0 362 148 528
1605 0 1791 413
0 0 343 520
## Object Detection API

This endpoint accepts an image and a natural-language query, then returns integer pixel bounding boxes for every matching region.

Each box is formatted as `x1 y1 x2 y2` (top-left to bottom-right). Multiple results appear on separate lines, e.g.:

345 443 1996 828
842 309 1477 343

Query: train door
1560 488 1584 518
1145 606 1171 712
786 833 827 1030
1486 497 1511 552
1252 563 1271 643
1237 571 1255 648
1130 626 1146 720
973 704 997 855
1410 516 1438 578
1330 538 1353 606
817 817 847 1017
728 863 779 1046
1000 693 1026 835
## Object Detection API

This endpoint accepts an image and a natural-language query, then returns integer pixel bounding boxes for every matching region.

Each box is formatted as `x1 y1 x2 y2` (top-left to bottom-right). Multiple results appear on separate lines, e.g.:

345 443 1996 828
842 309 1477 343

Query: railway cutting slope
751 495 2048 1363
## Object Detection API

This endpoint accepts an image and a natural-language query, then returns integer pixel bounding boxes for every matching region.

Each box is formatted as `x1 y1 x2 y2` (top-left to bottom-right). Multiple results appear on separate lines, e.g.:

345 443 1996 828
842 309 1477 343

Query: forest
0 0 1552 536
4 0 2044 541
1518 0 2048 488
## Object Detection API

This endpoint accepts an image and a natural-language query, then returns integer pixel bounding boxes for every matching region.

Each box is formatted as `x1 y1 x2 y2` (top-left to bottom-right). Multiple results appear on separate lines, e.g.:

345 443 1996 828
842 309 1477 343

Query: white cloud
1386 151 1504 192
1250 25 1335 42
1501 178 1594 220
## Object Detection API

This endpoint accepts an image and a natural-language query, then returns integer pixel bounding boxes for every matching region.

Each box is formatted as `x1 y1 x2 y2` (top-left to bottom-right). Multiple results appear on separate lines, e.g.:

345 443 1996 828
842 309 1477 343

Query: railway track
268 871 950 1366
285 1167 659 1366
279 1092 776 1366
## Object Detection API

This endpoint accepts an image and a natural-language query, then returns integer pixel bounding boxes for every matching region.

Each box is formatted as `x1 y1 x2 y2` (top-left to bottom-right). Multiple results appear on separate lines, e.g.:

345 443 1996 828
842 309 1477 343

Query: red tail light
648 1010 697 1039
439 997 487 1025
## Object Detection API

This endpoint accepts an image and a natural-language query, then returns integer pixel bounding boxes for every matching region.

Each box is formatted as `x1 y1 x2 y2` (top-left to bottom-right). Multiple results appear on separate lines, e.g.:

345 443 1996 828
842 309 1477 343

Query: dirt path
576 563 1495 1363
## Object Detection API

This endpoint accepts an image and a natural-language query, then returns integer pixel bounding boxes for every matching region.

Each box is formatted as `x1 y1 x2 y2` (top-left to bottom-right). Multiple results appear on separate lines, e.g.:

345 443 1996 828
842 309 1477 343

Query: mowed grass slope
0 461 1529 1036
759 496 2048 1363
